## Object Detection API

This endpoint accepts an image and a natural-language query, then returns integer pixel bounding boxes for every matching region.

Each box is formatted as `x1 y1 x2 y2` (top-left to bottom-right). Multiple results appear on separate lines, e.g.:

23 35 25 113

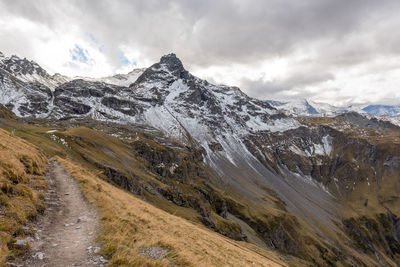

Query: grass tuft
0 128 48 263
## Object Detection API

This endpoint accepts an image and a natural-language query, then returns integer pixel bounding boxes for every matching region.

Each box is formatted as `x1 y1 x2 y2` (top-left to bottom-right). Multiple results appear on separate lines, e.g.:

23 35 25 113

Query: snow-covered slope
362 104 400 116
267 98 400 118
265 99 318 116
387 115 400 127
0 52 68 90
266 99 350 116
308 100 350 115
0 51 146 89
77 68 145 87
49 54 299 144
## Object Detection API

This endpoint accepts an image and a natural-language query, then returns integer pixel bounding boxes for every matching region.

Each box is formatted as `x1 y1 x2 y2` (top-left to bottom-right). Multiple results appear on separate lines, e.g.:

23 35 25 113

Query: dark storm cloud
2 0 399 66
1 0 400 103
241 70 335 100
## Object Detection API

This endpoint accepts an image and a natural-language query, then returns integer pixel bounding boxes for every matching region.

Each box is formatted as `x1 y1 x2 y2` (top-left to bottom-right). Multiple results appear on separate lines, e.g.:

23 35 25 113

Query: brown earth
9 159 107 267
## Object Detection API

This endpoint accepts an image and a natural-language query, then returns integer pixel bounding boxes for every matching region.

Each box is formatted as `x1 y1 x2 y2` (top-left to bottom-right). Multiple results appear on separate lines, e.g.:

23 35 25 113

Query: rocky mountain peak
157 53 188 79
1 54 50 78
132 53 188 87
159 53 184 70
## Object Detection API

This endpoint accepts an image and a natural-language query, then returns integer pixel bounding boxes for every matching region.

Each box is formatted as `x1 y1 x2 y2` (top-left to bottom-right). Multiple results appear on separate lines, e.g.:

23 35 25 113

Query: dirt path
11 158 107 267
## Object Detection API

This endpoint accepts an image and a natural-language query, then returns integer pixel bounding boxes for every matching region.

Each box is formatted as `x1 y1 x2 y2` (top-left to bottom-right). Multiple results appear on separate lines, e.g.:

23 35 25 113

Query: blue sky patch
88 33 104 52
118 50 137 67
88 33 99 44
69 44 89 63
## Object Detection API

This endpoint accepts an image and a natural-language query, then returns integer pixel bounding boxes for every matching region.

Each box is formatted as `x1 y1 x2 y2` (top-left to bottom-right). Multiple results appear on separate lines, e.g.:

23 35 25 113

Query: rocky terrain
1 51 400 266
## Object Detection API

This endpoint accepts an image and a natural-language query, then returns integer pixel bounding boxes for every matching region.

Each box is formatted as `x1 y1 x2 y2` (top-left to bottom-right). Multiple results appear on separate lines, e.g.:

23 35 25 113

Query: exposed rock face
1 52 400 266
54 97 92 115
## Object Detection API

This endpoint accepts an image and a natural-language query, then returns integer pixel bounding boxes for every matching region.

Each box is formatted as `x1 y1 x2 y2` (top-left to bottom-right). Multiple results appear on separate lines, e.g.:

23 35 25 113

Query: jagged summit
134 53 189 85
159 53 184 69
1 54 49 77
0 52 67 90
0 51 148 89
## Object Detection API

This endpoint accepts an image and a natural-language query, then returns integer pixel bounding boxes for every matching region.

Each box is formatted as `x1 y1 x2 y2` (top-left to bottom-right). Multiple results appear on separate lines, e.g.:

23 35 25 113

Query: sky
1 0 400 106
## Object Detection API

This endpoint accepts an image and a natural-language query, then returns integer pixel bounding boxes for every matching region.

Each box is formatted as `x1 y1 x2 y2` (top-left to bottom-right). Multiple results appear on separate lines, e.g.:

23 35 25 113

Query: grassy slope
3 113 400 265
1 115 393 265
0 116 303 266
58 157 290 267
0 128 48 263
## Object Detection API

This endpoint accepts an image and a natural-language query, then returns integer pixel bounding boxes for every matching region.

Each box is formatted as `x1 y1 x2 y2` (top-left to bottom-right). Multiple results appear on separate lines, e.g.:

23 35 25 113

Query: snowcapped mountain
266 99 350 116
77 68 146 87
266 99 319 115
0 52 68 90
267 98 400 119
46 54 300 144
0 52 299 136
386 115 400 126
0 51 146 89
362 104 400 116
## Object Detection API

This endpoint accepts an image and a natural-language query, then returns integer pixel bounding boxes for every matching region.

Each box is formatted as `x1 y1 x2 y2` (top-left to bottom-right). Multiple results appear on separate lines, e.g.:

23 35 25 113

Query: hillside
0 113 295 266
0 127 47 263
58 157 290 266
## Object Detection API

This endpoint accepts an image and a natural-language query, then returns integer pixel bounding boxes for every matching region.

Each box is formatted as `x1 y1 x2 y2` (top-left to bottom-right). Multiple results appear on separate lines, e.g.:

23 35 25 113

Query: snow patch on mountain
313 135 332 156
362 104 400 117
385 115 400 127
266 99 350 117
78 68 146 87
267 98 400 120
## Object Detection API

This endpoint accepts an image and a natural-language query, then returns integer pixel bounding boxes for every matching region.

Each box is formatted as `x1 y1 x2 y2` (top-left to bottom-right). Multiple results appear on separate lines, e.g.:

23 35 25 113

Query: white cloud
1 0 400 105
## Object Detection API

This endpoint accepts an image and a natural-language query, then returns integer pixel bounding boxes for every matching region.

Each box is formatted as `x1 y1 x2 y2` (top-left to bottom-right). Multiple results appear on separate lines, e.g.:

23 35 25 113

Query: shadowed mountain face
1 52 400 266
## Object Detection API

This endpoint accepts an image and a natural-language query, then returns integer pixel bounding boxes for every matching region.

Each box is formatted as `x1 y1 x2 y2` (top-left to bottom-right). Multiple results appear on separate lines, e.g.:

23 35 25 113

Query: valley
0 52 399 266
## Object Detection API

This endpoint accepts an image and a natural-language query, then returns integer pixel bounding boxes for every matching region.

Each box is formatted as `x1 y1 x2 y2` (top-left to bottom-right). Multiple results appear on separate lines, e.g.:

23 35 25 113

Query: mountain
2 52 299 136
1 52 400 266
386 115 400 127
336 111 400 131
77 68 146 87
0 51 146 89
267 98 400 120
362 104 400 116
266 98 351 116
266 99 318 115
0 51 69 89
266 99 352 116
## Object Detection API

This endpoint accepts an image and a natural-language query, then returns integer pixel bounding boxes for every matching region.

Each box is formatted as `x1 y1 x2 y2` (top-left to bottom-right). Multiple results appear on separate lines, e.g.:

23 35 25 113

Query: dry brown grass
0 128 48 263
57 157 288 267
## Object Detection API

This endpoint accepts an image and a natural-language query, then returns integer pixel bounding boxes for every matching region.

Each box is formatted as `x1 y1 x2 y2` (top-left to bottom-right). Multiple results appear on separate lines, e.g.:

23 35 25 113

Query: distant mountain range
266 98 400 122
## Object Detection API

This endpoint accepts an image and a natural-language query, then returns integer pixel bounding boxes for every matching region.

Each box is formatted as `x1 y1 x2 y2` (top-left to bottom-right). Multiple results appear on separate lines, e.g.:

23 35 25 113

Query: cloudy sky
1 0 400 106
